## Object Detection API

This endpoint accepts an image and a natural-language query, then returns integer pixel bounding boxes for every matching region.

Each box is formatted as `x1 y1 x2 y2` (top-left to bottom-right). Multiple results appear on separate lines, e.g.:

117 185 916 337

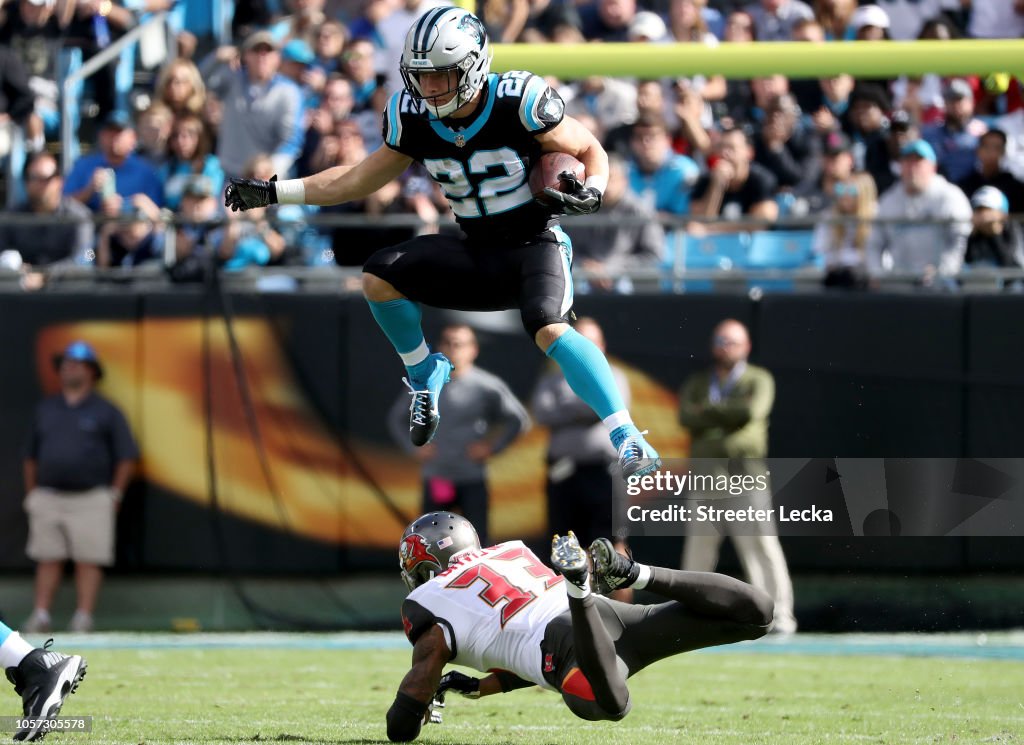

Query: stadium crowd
0 0 1023 289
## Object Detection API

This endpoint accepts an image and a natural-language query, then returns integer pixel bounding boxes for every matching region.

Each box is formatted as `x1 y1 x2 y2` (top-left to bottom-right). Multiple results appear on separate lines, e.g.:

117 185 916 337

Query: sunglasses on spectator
834 183 859 197
713 336 741 348
27 172 58 183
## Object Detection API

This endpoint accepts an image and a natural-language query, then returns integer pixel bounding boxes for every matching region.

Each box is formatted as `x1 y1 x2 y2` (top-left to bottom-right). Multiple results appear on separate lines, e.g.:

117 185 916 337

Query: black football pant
543 569 774 721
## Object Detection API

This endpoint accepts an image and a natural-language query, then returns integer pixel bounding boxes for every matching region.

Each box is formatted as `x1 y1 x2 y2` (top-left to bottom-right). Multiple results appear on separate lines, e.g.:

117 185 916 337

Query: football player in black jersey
225 8 660 479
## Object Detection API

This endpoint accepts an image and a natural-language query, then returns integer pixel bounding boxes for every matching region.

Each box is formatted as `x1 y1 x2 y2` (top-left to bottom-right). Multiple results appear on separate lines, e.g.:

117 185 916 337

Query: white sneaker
68 612 93 634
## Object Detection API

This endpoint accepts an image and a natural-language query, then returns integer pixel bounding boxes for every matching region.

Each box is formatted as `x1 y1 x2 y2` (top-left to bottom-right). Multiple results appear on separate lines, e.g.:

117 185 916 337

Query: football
529 152 586 205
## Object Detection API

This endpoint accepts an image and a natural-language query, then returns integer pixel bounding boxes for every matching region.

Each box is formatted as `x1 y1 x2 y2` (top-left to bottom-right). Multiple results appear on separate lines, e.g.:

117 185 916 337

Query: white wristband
275 178 306 205
584 174 608 195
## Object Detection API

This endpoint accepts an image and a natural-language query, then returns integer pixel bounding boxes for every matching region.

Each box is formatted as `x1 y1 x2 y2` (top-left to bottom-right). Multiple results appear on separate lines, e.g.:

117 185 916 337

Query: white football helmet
400 8 492 119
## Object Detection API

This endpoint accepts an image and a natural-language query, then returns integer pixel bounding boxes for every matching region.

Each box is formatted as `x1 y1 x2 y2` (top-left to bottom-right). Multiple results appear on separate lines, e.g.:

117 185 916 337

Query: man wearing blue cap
63 111 164 216
22 341 138 634
867 138 973 281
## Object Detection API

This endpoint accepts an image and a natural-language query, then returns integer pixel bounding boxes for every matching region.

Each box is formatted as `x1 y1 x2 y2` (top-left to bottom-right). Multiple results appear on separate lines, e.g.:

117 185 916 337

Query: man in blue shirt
627 112 701 217
63 111 165 215
922 79 988 185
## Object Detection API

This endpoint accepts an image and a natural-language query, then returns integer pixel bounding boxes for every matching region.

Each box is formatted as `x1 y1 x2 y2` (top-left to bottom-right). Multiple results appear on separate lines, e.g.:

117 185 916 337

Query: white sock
399 340 429 367
0 632 36 669
602 410 633 435
632 564 652 591
565 576 592 599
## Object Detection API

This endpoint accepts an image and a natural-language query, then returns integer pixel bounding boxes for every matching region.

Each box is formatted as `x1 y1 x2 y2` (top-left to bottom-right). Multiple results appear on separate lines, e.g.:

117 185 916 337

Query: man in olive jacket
677 319 796 635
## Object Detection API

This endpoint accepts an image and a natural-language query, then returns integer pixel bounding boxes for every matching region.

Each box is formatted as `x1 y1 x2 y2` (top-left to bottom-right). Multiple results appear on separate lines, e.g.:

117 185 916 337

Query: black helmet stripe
415 6 453 52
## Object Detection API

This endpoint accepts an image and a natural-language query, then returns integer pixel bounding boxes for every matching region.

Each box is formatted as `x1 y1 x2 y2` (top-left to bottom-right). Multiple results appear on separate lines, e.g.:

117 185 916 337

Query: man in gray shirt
201 31 305 179
389 324 530 545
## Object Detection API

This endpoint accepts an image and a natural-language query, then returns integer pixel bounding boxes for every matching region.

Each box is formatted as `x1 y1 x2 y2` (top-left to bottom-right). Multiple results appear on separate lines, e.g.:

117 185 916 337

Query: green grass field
5 634 1023 745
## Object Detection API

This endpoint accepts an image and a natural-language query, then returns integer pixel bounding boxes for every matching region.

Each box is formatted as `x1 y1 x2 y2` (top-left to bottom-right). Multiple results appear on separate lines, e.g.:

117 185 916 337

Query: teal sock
545 328 628 421
0 621 10 645
367 298 430 378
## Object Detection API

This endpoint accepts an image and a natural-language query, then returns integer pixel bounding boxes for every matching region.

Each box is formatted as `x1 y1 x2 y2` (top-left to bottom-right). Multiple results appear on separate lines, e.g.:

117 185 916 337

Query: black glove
542 171 602 215
224 174 278 212
435 671 481 703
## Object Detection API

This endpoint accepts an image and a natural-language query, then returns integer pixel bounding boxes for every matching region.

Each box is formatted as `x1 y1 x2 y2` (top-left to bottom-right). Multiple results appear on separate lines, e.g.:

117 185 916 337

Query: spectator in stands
0 0 70 150
569 155 666 292
967 0 1024 40
297 75 352 176
957 129 1024 215
847 83 897 194
813 0 855 39
922 79 988 185
754 92 822 193
994 83 1024 182
672 81 713 156
717 10 757 125
564 76 638 134
136 102 174 168
806 72 854 138
794 130 854 215
868 139 972 281
691 126 779 225
477 0 530 42
627 113 701 217
605 79 662 157
64 0 137 122
280 38 318 105
342 37 382 113
0 153 94 268
388 324 530 546
743 0 814 41
0 45 42 159
850 3 891 39
64 111 164 215
96 199 165 268
812 171 877 287
172 174 224 267
581 0 638 41
154 59 207 118
22 340 138 633
159 113 225 211
312 20 347 79
531 316 632 600
964 187 1024 269
202 31 305 179
272 0 327 44
219 154 286 269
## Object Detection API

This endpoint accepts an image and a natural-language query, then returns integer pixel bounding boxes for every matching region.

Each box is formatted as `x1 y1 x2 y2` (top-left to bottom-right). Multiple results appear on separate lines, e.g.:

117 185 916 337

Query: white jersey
401 540 569 690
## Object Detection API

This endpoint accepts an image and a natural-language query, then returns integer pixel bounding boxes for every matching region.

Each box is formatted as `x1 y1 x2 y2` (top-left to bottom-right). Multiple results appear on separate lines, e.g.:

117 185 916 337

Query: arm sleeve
400 598 456 657
493 670 535 692
386 691 427 742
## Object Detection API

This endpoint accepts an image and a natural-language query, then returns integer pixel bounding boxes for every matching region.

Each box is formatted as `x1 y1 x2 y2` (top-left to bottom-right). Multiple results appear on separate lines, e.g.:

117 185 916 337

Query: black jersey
382 70 566 242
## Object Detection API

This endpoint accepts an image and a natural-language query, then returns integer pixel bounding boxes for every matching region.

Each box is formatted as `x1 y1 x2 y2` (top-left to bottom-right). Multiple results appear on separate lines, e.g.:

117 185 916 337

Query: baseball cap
242 30 278 52
899 139 937 162
971 186 1009 213
851 4 890 30
182 175 216 198
943 78 973 101
629 11 667 41
102 110 134 130
823 131 851 156
282 39 315 65
53 340 104 379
